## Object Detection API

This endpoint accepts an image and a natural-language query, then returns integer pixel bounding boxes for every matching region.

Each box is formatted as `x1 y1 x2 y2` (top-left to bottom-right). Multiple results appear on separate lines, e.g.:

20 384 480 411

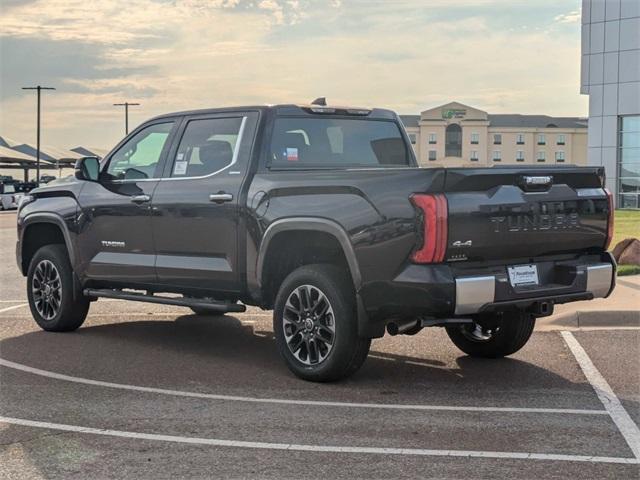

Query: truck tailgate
442 167 610 262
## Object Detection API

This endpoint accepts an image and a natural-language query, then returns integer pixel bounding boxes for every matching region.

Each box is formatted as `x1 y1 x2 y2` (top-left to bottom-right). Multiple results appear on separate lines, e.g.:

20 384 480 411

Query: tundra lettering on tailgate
490 212 580 233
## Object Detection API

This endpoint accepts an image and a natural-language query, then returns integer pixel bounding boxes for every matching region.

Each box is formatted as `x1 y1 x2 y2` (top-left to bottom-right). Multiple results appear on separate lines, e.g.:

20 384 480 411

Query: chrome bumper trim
454 276 495 315
586 263 614 299
454 262 614 315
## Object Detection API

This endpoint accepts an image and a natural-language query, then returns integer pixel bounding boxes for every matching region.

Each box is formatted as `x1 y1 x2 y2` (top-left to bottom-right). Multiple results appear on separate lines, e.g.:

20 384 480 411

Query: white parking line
561 331 640 459
0 304 28 314
0 416 636 464
0 357 607 416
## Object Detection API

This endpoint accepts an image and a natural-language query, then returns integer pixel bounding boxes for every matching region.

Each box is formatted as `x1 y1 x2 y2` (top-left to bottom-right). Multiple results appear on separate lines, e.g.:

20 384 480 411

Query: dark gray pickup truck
16 101 615 381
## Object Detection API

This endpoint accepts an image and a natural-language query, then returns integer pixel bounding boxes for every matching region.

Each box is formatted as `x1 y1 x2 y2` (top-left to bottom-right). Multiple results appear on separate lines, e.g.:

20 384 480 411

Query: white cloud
554 10 581 24
0 0 587 149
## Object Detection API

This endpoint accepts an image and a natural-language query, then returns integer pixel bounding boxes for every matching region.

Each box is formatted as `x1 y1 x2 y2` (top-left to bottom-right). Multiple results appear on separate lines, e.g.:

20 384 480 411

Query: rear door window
169 117 244 178
269 118 410 168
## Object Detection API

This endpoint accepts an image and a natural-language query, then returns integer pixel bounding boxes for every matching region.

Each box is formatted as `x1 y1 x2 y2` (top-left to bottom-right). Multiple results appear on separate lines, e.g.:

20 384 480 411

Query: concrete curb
537 310 640 331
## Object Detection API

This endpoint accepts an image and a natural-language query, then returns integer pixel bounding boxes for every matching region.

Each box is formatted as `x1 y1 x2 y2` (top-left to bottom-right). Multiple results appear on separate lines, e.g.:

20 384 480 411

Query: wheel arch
20 213 76 276
257 218 361 289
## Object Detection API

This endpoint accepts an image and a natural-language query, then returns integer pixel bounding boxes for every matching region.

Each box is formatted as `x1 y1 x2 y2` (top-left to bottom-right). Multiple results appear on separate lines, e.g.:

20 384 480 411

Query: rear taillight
604 188 614 250
410 193 448 263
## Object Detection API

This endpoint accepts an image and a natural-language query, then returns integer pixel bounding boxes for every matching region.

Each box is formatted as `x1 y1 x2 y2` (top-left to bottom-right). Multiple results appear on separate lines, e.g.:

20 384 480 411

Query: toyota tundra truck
16 101 615 381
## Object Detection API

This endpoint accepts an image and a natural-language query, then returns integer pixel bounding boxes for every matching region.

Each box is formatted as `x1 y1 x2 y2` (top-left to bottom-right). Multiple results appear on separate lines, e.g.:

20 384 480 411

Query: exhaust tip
386 320 419 336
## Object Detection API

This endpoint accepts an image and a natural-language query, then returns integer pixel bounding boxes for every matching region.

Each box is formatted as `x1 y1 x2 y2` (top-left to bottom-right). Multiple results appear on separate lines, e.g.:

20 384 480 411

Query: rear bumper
454 259 615 315
359 252 616 334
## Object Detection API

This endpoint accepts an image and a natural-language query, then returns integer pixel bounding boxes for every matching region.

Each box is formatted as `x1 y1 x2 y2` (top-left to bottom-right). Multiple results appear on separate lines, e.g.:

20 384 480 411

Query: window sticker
173 160 188 175
284 147 298 162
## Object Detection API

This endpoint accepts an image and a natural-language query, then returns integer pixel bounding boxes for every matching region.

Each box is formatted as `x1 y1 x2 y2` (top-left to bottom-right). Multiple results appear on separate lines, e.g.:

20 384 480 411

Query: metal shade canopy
0 145 37 163
71 146 109 159
10 144 82 165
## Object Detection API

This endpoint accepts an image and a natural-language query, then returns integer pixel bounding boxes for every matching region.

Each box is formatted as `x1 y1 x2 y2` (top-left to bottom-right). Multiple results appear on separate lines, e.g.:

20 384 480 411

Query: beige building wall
404 102 588 168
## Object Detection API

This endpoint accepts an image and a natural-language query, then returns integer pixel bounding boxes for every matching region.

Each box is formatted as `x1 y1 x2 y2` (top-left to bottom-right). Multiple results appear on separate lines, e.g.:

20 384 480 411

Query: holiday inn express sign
442 108 467 119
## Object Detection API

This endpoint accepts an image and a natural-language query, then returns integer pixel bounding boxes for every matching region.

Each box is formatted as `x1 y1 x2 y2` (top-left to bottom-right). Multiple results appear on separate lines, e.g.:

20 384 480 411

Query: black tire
189 307 214 315
273 264 371 382
445 311 535 358
27 244 90 332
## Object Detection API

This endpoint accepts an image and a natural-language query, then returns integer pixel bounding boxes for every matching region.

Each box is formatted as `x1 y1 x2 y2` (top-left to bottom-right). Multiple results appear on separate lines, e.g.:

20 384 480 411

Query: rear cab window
269 117 411 169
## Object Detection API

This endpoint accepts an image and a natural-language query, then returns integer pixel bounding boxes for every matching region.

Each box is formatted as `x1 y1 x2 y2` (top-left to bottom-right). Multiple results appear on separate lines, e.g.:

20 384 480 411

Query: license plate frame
507 264 539 287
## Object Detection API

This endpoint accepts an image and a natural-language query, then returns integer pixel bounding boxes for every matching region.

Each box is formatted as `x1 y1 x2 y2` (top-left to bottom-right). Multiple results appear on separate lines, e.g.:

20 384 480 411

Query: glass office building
581 0 640 208
619 116 640 208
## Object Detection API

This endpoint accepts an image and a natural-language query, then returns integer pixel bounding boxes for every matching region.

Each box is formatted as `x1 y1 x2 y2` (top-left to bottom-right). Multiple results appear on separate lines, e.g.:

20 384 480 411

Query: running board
83 289 246 313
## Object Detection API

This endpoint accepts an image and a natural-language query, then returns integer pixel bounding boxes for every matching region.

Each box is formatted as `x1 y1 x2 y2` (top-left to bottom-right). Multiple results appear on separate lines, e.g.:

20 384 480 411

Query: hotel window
537 151 546 162
408 133 417 145
618 115 640 209
516 150 525 162
428 150 437 161
470 150 478 161
492 150 501 162
428 133 436 144
493 134 502 145
538 134 546 145
470 133 479 144
555 151 565 162
516 133 525 145
445 124 462 157
557 134 565 145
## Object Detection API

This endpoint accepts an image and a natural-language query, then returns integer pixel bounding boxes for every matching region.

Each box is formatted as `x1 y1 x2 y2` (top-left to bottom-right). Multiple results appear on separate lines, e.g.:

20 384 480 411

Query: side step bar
83 289 246 313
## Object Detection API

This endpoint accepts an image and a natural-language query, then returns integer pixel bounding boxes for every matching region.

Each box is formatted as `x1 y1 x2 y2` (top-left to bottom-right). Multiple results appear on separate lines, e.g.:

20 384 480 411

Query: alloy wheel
460 323 496 342
32 259 62 320
282 284 336 365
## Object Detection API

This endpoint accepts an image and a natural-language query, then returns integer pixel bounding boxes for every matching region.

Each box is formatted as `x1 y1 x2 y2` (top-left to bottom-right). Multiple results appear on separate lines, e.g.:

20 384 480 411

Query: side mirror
75 156 100 182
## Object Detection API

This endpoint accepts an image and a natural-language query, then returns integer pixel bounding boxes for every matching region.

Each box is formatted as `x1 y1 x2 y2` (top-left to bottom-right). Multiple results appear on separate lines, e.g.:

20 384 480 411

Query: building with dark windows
581 0 640 208
400 102 587 168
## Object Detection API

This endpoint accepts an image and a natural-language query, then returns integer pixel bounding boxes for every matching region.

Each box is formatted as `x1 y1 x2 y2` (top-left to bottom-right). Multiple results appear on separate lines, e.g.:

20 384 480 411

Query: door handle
209 193 233 204
130 194 151 204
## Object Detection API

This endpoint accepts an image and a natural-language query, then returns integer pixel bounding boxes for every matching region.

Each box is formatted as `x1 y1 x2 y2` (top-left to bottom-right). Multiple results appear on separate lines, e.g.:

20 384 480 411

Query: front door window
104 122 174 181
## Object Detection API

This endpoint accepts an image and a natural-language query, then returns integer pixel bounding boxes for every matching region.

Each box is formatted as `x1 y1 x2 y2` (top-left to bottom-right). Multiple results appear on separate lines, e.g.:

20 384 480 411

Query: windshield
269 117 410 168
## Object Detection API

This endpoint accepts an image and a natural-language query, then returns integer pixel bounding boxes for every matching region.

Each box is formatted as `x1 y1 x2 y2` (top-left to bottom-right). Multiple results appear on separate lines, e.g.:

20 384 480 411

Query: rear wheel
273 264 370 382
27 244 90 332
445 311 535 358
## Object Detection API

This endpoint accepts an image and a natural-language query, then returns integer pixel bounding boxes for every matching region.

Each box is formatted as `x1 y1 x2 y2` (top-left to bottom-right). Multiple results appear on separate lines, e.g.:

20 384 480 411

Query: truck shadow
0 313 601 404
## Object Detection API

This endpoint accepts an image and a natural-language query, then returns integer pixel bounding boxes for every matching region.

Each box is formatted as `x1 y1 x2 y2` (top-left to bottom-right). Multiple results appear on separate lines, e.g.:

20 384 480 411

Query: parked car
15 182 38 193
15 102 615 381
39 175 57 184
0 182 24 210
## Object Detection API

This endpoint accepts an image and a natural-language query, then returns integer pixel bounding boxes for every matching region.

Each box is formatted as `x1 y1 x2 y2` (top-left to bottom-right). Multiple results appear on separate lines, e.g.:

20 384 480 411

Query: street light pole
113 102 140 135
22 85 55 187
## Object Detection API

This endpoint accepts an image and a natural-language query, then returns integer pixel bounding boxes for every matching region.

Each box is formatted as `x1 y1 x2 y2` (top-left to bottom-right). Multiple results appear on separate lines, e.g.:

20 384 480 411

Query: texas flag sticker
284 147 298 161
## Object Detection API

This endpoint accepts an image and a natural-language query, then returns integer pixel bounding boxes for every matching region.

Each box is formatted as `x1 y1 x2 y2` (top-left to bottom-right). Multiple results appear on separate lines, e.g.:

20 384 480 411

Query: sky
0 0 586 151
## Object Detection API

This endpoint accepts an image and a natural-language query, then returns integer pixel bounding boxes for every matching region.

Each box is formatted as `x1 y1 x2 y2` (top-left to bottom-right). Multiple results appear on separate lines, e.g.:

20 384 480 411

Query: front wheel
273 264 370 382
27 244 90 332
445 311 535 358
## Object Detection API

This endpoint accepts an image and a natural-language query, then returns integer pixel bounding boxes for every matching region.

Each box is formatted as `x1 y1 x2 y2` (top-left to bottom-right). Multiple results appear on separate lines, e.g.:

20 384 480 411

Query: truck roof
148 104 398 122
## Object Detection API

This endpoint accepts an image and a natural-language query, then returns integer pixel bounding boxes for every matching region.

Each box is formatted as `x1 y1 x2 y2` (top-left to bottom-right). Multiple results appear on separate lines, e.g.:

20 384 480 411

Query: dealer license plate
507 264 539 287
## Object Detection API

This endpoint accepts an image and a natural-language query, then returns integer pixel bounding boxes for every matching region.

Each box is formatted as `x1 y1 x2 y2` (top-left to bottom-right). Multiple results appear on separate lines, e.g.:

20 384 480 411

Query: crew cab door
76 120 178 284
150 111 258 294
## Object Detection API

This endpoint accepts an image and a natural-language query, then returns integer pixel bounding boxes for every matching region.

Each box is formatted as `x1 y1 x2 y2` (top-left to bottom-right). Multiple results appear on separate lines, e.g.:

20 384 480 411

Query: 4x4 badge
452 240 472 248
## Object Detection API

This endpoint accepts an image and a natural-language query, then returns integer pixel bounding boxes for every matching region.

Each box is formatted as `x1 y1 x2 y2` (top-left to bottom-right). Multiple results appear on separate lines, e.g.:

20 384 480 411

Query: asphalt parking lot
1 210 639 479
